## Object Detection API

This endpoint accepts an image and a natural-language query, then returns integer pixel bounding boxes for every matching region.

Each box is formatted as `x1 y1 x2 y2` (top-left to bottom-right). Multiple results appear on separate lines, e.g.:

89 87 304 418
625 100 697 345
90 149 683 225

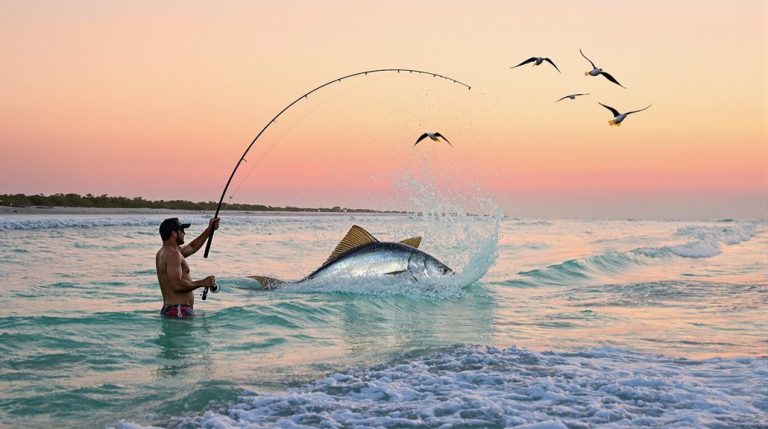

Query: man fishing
156 217 220 318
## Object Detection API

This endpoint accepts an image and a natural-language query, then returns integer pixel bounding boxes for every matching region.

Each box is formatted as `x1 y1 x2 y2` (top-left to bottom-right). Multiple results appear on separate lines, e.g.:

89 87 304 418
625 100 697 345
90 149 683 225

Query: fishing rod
204 68 471 258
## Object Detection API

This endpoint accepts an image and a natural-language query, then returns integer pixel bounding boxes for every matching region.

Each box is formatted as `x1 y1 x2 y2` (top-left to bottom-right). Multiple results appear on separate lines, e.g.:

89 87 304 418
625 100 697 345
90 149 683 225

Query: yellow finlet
399 237 422 249
323 225 379 266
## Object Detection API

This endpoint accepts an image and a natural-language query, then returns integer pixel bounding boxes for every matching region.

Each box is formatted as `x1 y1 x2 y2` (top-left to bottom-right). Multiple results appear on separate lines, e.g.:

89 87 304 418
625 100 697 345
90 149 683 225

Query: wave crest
117 345 767 429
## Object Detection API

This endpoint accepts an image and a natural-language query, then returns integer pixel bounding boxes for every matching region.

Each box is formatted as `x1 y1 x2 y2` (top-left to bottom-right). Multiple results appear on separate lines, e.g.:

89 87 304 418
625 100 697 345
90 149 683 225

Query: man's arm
166 251 215 292
181 217 220 257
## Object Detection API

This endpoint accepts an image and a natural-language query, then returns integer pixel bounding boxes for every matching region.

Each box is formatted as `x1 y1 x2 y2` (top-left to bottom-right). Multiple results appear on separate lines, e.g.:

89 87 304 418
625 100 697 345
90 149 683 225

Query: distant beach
0 205 403 217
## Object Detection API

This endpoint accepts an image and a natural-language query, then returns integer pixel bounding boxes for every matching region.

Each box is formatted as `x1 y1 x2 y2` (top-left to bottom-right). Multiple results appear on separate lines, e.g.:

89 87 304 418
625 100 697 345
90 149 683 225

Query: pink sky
1 0 765 218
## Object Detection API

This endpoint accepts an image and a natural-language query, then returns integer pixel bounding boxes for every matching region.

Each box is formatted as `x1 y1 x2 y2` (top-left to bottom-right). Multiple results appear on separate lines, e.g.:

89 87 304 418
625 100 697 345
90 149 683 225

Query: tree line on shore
0 193 401 213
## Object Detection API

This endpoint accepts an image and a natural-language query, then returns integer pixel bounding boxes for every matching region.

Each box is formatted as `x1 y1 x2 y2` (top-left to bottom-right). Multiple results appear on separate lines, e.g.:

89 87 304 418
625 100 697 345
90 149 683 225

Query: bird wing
579 48 596 68
543 58 561 73
626 105 652 115
414 133 429 146
600 71 626 88
556 95 569 102
598 102 620 117
434 133 452 146
511 57 537 68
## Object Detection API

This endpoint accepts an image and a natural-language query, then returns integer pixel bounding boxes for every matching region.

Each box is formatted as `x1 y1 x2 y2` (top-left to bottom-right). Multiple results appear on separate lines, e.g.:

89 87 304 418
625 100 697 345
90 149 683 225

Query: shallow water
1 214 766 428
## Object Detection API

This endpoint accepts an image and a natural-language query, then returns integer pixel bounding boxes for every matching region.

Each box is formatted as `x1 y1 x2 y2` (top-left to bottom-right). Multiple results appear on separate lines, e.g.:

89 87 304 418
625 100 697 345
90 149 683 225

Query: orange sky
1 0 765 218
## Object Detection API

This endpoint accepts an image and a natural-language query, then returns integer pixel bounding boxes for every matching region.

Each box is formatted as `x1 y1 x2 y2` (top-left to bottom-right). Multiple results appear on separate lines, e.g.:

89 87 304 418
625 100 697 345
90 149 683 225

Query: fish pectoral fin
399 237 422 249
385 270 407 276
323 225 379 266
249 275 285 290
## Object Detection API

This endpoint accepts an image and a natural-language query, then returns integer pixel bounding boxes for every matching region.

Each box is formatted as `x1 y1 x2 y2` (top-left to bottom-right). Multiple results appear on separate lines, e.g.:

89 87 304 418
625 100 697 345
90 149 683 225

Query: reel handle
201 282 220 300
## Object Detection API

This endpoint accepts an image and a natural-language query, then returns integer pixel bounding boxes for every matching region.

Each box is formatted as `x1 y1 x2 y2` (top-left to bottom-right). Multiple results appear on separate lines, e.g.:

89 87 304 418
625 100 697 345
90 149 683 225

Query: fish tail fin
249 275 286 290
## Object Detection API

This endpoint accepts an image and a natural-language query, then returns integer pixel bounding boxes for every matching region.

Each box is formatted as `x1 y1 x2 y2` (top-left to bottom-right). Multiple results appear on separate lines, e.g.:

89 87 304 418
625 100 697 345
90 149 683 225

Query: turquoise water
1 213 766 428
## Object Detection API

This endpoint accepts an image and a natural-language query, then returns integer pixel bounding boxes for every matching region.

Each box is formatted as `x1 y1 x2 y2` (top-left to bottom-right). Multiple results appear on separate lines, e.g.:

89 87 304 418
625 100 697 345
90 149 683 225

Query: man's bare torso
156 245 195 306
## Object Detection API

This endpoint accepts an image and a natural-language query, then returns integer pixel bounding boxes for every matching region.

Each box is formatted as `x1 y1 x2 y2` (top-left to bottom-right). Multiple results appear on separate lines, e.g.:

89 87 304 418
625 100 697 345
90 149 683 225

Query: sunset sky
1 0 765 218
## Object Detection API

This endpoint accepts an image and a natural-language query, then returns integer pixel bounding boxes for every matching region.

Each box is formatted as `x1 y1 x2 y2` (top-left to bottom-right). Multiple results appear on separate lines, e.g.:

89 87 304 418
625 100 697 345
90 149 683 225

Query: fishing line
223 75 395 209
205 68 471 258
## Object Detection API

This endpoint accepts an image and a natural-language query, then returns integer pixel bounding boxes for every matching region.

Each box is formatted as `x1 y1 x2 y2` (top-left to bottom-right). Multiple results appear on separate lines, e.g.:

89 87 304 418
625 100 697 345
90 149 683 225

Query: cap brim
180 223 191 229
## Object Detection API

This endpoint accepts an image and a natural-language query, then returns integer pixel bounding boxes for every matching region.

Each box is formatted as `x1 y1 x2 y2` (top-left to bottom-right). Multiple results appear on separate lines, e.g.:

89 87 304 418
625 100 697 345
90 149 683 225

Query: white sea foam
0 214 224 231
118 346 767 429
0 215 166 230
0 213 402 231
636 222 757 259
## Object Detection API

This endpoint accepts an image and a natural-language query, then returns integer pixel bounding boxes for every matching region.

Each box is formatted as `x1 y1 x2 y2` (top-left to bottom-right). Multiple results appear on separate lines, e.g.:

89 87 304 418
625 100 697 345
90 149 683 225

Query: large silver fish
250 225 454 290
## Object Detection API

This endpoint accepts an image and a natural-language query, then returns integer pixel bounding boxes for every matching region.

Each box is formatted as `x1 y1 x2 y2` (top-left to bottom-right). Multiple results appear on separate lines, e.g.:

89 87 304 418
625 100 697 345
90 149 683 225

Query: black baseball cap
159 217 191 239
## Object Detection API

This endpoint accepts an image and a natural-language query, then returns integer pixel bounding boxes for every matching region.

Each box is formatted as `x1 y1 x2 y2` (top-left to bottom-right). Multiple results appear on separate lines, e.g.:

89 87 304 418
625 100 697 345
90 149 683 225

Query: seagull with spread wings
510 56 561 73
599 102 651 126
556 93 590 102
414 132 452 147
580 49 626 88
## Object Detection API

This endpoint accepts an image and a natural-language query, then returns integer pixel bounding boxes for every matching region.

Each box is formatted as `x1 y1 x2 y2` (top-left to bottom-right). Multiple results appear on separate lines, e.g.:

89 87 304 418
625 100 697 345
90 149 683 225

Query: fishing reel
201 281 220 300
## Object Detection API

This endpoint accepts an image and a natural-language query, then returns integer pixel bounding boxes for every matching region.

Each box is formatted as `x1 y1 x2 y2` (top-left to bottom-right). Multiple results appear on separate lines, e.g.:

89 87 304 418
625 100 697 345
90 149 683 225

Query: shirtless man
156 217 220 318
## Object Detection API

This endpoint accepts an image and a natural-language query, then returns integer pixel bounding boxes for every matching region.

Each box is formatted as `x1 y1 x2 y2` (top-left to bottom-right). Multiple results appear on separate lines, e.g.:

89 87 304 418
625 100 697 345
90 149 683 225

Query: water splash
244 161 503 297
395 159 503 282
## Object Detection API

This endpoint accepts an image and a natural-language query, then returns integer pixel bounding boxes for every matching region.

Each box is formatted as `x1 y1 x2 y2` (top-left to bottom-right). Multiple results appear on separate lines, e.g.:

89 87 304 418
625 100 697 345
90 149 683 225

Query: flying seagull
414 132 452 146
556 93 590 102
599 102 651 126
511 57 561 73
580 49 625 88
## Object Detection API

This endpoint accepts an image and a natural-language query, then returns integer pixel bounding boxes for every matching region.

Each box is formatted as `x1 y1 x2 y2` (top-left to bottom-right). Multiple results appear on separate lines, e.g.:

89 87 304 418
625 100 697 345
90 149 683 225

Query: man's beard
176 236 185 245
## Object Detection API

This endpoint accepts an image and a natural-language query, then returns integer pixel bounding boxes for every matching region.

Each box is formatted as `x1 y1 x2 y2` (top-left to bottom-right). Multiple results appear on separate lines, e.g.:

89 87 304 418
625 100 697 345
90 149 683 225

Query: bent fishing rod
203 68 471 258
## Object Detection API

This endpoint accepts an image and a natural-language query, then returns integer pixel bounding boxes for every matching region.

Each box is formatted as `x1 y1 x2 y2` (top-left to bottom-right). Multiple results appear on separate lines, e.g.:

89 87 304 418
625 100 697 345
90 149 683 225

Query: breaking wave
115 345 768 429
636 223 758 258
508 222 758 287
515 250 645 286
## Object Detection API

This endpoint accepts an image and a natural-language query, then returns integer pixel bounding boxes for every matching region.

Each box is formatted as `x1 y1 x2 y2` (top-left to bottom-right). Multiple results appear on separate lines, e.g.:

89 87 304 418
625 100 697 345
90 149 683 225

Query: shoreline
0 205 407 216
3 206 762 222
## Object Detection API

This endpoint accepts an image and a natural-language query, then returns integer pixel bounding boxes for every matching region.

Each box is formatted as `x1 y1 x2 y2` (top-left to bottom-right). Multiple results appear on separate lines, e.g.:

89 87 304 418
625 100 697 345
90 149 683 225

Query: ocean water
0 212 766 428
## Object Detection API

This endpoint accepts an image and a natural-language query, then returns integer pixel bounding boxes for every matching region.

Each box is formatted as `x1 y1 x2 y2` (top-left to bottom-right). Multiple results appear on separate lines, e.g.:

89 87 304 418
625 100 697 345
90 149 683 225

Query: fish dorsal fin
399 237 422 249
324 225 379 265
